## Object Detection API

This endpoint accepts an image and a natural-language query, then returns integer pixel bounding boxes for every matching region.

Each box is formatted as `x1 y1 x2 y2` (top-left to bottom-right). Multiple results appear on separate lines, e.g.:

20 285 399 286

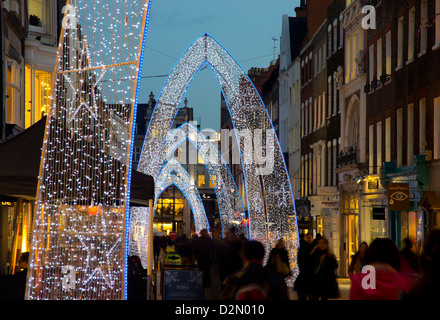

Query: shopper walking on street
400 238 420 273
294 233 314 300
265 239 291 278
403 229 440 300
309 236 339 300
348 241 368 276
350 238 415 300
193 229 216 288
217 226 244 286
221 240 289 300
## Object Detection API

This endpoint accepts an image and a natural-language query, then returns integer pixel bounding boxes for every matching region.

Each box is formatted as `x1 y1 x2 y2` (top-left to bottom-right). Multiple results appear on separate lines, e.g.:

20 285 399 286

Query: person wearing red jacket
349 238 416 300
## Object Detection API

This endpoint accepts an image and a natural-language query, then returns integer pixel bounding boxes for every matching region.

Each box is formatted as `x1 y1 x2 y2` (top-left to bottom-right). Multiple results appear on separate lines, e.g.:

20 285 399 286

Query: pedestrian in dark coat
400 238 420 273
193 229 216 288
309 236 339 300
402 229 440 300
221 240 289 300
265 239 291 278
294 233 314 299
217 226 244 286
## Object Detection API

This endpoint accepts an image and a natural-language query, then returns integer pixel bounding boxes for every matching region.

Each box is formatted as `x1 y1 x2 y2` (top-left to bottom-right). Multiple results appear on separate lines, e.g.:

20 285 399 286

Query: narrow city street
2 0 440 304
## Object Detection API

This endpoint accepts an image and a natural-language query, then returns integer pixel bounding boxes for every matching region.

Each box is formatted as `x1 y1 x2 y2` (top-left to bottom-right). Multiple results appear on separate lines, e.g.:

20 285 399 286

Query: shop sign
321 201 339 209
0 202 13 207
372 207 386 220
367 180 379 190
387 183 410 211
297 220 310 230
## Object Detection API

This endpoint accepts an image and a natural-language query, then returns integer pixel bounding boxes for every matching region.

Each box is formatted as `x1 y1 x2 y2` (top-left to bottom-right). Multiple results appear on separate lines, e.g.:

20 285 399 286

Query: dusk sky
138 0 301 131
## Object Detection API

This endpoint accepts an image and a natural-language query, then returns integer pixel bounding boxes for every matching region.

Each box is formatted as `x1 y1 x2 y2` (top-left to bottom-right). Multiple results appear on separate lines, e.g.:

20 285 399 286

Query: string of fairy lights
26 0 150 300
138 34 299 285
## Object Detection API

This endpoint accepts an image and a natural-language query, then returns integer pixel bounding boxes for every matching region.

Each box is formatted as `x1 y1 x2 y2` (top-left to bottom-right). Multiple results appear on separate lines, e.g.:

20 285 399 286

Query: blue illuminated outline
124 0 151 300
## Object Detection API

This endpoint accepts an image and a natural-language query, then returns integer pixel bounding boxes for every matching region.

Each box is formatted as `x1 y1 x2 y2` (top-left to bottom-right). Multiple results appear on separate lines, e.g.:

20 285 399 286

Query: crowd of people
347 229 440 300
147 226 292 300
129 227 440 301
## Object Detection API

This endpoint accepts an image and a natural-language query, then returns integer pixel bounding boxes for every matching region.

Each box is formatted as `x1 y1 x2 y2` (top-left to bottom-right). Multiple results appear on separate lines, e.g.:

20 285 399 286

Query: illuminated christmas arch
138 34 299 283
155 122 247 237
155 158 210 233
26 0 151 300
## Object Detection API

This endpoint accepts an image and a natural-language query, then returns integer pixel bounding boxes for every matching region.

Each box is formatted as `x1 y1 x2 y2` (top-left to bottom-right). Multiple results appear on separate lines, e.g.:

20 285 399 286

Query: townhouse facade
365 0 440 252
271 0 440 277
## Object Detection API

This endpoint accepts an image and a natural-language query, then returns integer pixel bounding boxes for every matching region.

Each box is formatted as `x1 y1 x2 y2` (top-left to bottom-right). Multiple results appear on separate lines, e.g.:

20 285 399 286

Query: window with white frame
377 121 382 169
301 104 305 136
5 60 22 125
397 108 403 166
377 38 383 80
369 44 375 82
346 36 351 83
397 17 404 68
328 76 332 117
333 77 338 114
314 99 318 129
385 117 391 162
386 31 392 76
328 26 332 56
351 31 357 80
435 0 440 47
327 142 332 186
420 0 428 55
408 7 415 62
339 15 344 48
407 104 414 165
419 98 426 154
28 0 49 33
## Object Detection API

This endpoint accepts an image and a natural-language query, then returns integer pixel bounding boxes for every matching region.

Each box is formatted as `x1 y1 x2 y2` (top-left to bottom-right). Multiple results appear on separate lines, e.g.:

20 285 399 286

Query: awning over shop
419 191 440 211
0 117 154 205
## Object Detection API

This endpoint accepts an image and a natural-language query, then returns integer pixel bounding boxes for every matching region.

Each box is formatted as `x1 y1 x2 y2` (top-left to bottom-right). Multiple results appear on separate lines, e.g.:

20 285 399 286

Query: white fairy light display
26 0 151 300
138 34 299 284
155 158 210 233
154 122 247 237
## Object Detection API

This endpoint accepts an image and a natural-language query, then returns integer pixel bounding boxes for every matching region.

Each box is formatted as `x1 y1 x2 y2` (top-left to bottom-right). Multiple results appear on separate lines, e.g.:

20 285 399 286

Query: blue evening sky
138 0 301 131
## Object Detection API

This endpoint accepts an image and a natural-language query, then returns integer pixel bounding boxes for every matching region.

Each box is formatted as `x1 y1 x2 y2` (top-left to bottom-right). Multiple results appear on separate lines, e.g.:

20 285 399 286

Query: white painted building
279 14 306 200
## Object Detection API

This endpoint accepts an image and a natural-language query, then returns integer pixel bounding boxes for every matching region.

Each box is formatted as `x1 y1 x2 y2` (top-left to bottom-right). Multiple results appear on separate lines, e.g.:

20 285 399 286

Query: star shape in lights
77 235 122 289
62 38 107 122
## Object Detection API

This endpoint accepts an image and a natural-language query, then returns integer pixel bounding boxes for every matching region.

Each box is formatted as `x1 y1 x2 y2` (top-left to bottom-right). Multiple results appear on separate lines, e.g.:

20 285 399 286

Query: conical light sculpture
26 0 151 300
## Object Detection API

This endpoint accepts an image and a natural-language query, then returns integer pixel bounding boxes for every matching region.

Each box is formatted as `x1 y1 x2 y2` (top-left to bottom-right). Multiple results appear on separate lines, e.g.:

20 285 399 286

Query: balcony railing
336 146 357 168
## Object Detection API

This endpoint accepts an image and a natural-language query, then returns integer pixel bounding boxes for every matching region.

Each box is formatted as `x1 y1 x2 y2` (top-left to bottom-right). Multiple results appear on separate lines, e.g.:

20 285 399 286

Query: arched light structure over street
138 34 299 283
154 122 247 237
155 158 210 233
